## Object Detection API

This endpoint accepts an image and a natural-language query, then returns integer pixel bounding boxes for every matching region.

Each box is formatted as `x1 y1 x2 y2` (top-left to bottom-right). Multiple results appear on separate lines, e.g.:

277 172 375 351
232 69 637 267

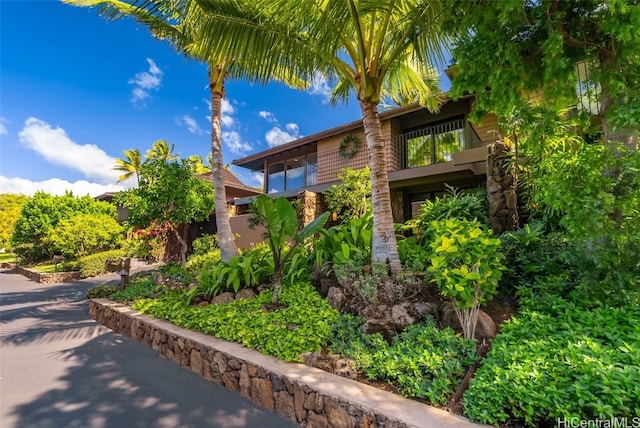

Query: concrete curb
89 298 488 428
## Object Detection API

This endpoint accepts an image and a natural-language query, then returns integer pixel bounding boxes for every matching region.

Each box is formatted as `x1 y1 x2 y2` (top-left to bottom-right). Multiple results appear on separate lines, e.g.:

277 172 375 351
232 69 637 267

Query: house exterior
232 96 500 222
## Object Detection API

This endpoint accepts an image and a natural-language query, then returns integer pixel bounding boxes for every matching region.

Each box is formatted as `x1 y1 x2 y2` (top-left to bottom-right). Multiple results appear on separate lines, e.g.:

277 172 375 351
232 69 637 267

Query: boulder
326 287 346 311
235 289 257 300
211 292 235 305
391 303 415 330
362 317 396 342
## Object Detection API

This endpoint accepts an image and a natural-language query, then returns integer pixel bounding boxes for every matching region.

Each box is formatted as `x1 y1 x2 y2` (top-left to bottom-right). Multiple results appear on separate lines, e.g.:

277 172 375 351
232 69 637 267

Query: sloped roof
195 169 261 200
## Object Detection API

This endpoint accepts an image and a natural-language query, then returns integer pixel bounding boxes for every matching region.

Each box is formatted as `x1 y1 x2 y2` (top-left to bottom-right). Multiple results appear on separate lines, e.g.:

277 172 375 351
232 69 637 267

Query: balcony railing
315 119 481 185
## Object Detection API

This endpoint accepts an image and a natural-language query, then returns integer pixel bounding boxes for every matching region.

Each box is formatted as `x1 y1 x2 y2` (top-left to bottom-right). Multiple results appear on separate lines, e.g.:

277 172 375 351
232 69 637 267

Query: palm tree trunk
209 64 238 262
359 99 402 274
173 227 188 267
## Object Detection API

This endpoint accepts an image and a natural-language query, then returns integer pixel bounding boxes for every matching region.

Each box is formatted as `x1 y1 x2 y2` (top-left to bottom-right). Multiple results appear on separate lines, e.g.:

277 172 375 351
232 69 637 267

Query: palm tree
113 148 142 185
63 0 305 263
145 139 178 162
188 154 212 174
193 0 449 273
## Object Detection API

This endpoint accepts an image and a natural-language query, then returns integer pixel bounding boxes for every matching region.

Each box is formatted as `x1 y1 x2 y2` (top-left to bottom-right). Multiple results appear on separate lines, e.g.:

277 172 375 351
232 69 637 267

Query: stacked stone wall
88 299 476 428
14 266 80 284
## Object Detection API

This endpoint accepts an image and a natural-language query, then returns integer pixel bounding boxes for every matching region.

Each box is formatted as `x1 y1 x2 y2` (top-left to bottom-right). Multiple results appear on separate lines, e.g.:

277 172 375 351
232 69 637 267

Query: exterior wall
316 121 400 185
470 114 500 146
229 214 267 250
88 299 479 428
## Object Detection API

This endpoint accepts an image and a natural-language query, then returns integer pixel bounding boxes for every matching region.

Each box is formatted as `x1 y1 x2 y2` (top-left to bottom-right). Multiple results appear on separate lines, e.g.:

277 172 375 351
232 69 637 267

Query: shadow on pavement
1 271 296 428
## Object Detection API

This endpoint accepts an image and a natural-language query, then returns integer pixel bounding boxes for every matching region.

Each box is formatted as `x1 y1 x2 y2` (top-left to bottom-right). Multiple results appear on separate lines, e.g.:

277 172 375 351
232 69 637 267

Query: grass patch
31 263 62 273
0 253 16 264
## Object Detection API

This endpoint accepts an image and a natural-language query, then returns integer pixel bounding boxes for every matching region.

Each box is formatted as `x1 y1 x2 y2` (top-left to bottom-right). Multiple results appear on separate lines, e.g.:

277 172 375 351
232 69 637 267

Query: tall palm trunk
359 99 401 274
209 64 238 262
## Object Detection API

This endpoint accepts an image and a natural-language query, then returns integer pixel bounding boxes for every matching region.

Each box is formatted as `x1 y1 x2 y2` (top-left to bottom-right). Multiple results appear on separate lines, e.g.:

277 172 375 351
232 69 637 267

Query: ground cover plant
464 293 640 426
133 282 339 362
329 314 476 406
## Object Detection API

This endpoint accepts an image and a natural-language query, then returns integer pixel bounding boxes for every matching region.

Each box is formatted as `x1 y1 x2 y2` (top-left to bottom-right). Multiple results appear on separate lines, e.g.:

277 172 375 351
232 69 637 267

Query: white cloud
0 117 8 136
176 114 206 135
265 123 300 148
223 131 253 155
18 117 120 184
128 58 164 107
259 111 278 124
0 175 129 197
308 72 332 101
221 99 235 128
251 171 264 187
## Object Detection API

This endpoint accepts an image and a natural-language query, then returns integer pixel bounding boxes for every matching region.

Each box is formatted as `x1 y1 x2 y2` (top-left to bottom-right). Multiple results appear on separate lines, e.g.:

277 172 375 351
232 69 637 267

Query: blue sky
0 0 367 196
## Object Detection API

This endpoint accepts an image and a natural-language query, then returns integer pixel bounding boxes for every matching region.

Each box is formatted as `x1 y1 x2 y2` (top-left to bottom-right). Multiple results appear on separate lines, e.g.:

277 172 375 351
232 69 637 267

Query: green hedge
70 249 126 278
464 295 640 426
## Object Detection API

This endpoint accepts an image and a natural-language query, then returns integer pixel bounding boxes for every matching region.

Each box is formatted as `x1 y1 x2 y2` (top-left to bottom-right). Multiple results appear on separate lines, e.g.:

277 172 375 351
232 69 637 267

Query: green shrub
72 249 126 278
310 211 372 269
110 277 161 303
185 249 221 273
464 295 640 426
428 218 504 339
329 314 476 405
191 234 219 256
323 167 372 222
133 282 339 362
401 185 487 244
43 213 124 259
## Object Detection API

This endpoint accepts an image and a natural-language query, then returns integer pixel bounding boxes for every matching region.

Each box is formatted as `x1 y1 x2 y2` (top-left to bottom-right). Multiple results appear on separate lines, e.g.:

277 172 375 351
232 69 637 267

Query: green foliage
69 249 126 278
43 213 123 259
191 244 273 300
157 261 195 288
134 282 339 362
498 220 575 297
322 167 372 222
404 186 487 243
110 277 162 303
115 159 215 266
249 195 329 304
310 211 372 269
447 0 640 133
428 218 504 308
464 295 640 426
11 191 117 262
185 249 222 274
330 314 476 405
86 284 119 299
428 218 504 339
0 194 29 250
191 234 219 256
397 236 433 273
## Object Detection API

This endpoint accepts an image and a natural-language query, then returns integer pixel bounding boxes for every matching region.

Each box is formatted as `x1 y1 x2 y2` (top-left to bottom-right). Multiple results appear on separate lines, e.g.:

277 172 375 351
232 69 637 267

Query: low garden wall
89 298 481 428
14 266 80 284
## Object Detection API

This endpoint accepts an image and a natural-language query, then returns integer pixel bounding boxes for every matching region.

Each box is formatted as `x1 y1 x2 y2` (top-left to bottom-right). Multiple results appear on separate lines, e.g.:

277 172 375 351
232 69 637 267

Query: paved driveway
0 269 296 428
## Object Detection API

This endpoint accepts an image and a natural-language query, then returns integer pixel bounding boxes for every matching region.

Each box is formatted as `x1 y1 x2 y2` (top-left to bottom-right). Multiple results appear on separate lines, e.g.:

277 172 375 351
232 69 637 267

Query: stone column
297 190 320 227
486 141 518 234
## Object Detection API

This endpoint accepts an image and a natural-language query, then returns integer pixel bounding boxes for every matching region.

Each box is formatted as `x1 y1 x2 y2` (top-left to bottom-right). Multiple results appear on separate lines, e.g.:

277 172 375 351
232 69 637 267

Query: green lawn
0 253 16 264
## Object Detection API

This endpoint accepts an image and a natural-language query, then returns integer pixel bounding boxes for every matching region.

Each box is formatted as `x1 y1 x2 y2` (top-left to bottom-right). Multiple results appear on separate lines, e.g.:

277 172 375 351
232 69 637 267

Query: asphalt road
0 269 296 428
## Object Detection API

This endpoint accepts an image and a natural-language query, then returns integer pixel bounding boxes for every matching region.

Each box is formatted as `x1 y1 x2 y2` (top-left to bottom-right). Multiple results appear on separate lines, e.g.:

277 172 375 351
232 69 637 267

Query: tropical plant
248 195 329 304
428 218 504 339
113 148 143 185
114 159 215 267
64 0 306 264
193 0 451 274
145 139 178 162
310 210 372 270
323 167 371 222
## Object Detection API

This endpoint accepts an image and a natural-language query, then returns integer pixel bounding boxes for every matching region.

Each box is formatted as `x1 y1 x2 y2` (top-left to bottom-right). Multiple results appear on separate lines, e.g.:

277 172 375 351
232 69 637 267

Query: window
266 153 317 193
268 162 285 193
403 117 475 168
